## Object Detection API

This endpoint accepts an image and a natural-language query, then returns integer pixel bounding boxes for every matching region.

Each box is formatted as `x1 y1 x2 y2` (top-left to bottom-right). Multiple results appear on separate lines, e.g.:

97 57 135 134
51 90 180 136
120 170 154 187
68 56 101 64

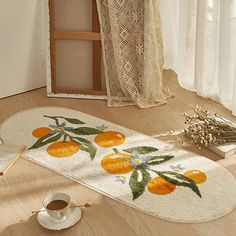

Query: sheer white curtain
159 0 236 115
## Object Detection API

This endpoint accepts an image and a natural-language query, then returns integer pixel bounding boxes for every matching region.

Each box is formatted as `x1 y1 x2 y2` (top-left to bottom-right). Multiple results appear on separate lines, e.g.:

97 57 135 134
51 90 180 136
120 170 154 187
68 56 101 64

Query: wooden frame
47 0 106 99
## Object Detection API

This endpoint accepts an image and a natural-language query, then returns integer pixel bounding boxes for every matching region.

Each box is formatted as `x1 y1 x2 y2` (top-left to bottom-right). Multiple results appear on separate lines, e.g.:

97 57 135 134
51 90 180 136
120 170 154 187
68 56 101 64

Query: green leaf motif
44 115 60 126
129 169 151 200
123 146 158 154
147 155 174 165
44 115 85 125
29 132 62 150
73 137 93 144
72 137 97 160
156 171 202 198
70 127 103 135
62 117 85 125
80 144 97 160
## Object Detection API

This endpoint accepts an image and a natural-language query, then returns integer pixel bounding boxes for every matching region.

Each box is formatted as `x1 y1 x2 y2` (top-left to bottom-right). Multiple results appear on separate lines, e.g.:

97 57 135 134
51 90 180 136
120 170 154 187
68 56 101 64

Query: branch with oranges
101 146 205 200
29 115 104 159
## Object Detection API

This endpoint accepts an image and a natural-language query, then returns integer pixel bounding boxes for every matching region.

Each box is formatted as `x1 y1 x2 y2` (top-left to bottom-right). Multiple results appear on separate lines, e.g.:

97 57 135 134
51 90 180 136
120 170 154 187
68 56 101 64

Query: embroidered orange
184 170 207 184
32 127 52 138
47 141 80 158
101 153 133 174
147 177 176 195
95 131 125 147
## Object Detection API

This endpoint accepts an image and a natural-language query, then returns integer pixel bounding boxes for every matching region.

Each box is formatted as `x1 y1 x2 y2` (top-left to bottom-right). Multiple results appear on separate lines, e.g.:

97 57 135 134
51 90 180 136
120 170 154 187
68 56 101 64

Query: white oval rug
1 106 236 223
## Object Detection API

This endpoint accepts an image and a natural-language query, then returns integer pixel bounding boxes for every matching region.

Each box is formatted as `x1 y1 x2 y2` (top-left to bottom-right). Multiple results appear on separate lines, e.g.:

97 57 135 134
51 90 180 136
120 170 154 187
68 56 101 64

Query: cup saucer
37 203 81 230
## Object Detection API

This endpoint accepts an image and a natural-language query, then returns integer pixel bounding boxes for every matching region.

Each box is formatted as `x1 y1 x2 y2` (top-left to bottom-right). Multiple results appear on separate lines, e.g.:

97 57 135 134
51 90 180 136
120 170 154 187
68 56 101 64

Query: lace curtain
96 0 172 108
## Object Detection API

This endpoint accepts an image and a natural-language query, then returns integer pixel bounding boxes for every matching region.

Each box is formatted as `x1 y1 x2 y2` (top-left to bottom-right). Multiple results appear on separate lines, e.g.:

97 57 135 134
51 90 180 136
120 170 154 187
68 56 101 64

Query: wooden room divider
46 0 107 99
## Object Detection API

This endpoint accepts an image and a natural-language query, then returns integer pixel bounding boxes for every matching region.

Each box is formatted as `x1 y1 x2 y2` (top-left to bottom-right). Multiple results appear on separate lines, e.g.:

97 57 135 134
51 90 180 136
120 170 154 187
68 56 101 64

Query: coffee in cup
43 193 71 223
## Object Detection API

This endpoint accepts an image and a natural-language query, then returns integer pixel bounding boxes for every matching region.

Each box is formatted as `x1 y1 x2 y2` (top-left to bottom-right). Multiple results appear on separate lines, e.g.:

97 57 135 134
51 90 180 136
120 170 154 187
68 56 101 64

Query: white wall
0 0 46 99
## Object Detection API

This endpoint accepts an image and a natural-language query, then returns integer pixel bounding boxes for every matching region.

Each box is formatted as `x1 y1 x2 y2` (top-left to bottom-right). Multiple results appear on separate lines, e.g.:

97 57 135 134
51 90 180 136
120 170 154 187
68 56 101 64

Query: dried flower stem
184 105 236 148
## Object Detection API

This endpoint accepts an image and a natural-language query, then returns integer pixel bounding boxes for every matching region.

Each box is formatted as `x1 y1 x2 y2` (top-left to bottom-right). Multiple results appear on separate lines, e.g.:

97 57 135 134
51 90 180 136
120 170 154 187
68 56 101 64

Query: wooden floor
1 71 236 236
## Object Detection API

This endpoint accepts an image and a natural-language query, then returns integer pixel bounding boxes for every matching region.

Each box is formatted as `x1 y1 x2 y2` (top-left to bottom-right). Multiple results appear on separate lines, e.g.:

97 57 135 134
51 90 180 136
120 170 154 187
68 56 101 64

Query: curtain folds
160 0 236 115
96 0 172 108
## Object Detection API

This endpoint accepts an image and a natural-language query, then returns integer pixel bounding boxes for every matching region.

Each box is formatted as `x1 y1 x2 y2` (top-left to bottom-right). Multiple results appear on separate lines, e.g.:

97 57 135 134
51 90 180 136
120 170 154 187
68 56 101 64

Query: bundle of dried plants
184 105 236 148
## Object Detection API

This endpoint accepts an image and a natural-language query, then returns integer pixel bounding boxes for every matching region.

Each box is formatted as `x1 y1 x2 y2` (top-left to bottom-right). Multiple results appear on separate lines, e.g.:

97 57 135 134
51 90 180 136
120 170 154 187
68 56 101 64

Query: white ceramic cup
43 193 71 224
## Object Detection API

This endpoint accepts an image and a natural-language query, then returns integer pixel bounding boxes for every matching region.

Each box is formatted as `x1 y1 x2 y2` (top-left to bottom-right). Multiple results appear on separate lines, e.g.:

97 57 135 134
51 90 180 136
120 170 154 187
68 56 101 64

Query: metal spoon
32 203 91 214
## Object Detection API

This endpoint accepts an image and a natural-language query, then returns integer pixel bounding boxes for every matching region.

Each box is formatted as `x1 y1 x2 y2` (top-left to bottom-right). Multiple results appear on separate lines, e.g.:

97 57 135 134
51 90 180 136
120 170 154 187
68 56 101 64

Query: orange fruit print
95 131 125 147
184 170 207 184
32 127 52 138
147 177 176 195
47 141 80 158
101 152 133 174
